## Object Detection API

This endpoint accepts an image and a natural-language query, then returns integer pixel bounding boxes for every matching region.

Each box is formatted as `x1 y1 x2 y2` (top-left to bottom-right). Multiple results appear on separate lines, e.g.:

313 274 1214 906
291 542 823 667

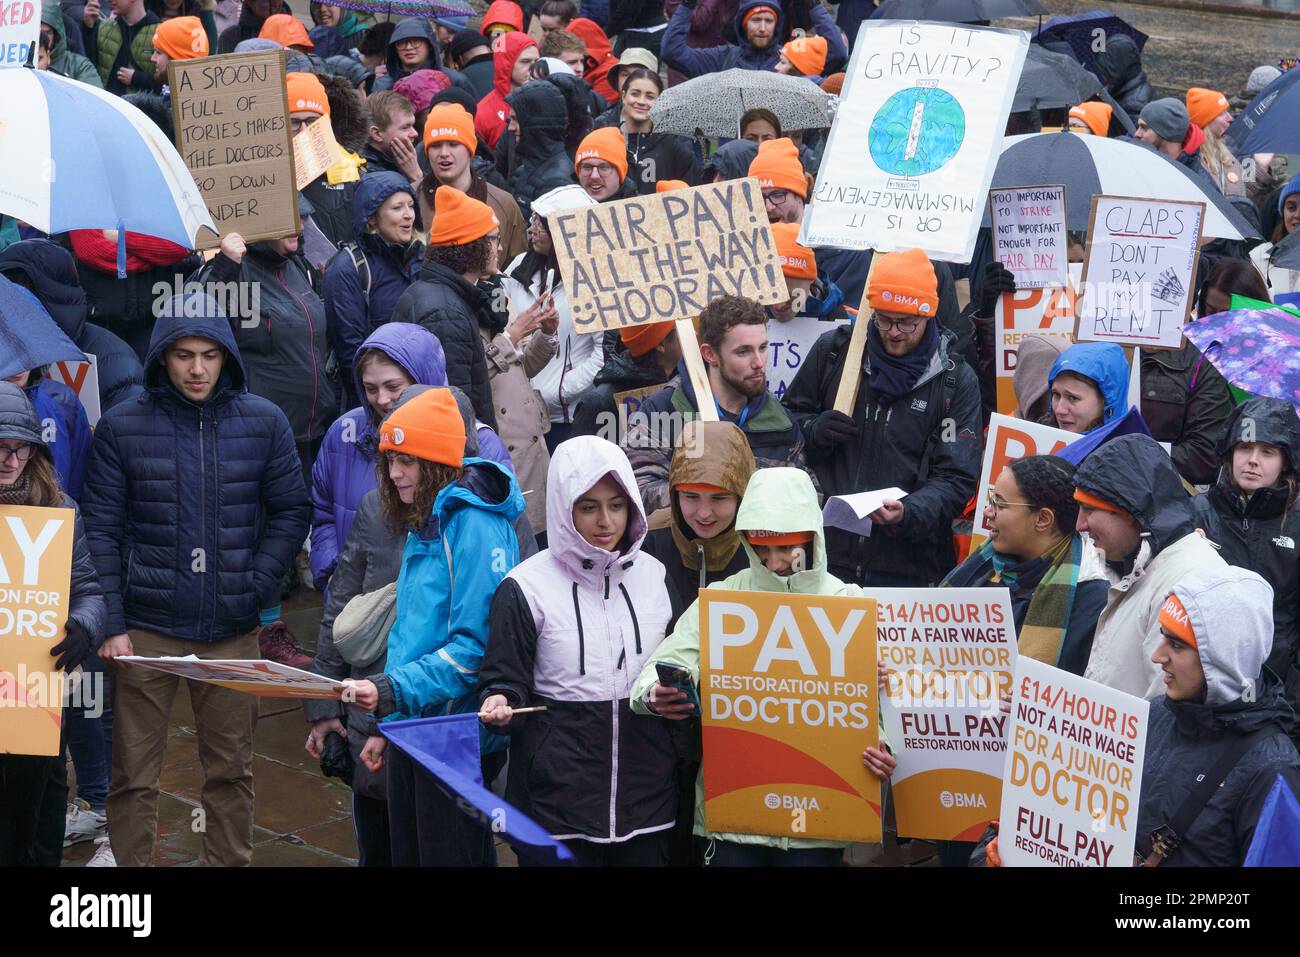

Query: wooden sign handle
833 253 880 415
676 318 719 423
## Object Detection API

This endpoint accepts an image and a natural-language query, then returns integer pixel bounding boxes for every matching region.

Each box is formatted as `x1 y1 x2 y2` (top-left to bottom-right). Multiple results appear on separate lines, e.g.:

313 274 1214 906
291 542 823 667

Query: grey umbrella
1013 44 1101 112
647 69 833 139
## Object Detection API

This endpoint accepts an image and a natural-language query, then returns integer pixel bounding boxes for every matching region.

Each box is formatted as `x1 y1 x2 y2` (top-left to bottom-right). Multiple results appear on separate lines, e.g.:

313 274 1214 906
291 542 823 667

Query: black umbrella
1032 10 1148 78
1225 67 1300 156
872 0 1046 22
1268 228 1300 271
1013 44 1100 112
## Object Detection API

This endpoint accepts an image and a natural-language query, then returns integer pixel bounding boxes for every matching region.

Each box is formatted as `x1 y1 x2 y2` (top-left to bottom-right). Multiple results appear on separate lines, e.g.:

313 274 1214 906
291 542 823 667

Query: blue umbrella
1033 10 1148 78
0 277 86 381
1225 66 1300 156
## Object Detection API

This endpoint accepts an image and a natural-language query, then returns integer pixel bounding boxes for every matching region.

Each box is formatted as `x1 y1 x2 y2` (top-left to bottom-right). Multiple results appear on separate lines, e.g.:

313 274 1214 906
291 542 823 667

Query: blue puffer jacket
323 173 425 410
310 323 448 588
80 300 312 643
25 376 92 501
374 458 524 724
0 239 144 414
662 0 845 77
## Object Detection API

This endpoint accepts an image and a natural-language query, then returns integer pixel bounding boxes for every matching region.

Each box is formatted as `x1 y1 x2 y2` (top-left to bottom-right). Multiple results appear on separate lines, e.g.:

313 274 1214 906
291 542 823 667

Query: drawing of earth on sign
868 88 965 177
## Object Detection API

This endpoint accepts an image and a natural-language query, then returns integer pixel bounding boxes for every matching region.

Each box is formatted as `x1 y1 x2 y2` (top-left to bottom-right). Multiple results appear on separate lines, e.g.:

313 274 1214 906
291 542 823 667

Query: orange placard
0 505 74 756
699 589 879 842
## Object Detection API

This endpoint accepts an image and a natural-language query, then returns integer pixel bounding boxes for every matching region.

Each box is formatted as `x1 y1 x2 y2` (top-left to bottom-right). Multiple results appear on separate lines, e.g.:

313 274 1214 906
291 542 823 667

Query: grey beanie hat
1247 65 1281 95
1139 98 1190 142
0 381 45 447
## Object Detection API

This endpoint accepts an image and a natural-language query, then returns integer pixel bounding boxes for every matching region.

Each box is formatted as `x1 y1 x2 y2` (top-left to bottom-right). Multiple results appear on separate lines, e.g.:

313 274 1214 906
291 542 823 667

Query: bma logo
939 790 986 809
763 792 821 811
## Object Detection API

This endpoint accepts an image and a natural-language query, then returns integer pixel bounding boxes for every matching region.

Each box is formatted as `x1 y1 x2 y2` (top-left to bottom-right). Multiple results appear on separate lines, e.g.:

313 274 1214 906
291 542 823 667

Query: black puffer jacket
1192 398 1300 688
625 129 700 195
1095 35 1153 121
503 81 577 220
388 260 498 429
0 239 143 414
782 326 982 586
571 346 673 437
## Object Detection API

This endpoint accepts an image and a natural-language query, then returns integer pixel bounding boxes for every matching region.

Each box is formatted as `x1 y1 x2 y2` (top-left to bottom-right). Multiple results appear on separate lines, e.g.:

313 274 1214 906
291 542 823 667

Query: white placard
1076 195 1204 350
999 657 1147 867
0 0 39 69
989 185 1068 289
801 21 1028 263
766 316 848 400
49 354 100 428
971 414 1080 550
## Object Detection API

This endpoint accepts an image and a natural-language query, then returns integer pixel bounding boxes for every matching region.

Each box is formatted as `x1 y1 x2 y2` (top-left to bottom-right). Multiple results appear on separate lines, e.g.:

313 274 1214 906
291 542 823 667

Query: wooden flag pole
676 318 719 423
832 254 879 415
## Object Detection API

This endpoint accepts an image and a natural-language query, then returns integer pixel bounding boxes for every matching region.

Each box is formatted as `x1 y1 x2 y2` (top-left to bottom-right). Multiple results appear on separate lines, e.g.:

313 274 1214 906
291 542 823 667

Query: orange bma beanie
782 36 828 76
867 248 938 317
286 72 330 116
427 186 500 246
1159 592 1197 647
1068 101 1112 136
260 13 314 49
656 179 689 193
748 137 808 199
378 388 466 468
620 321 674 357
746 529 814 546
772 222 816 280
1073 488 1124 514
742 4 778 27
153 16 209 59
423 103 477 154
1185 87 1230 129
574 127 629 180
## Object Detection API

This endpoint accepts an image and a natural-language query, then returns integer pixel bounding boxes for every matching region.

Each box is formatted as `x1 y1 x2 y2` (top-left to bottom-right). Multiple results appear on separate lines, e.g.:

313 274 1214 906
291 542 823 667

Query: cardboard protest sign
970 414 1079 550
1077 195 1204 351
293 116 343 189
699 589 880 842
0 0 39 68
989 186 1068 289
874 587 1017 841
993 274 1078 416
999 657 1147 867
170 50 299 249
550 178 787 334
801 21 1028 262
767 317 847 400
49 355 100 428
0 505 74 756
119 655 346 700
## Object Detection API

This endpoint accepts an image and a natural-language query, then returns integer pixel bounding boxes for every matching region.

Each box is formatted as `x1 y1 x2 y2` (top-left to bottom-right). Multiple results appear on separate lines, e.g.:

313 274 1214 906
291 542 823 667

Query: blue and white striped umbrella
0 69 214 250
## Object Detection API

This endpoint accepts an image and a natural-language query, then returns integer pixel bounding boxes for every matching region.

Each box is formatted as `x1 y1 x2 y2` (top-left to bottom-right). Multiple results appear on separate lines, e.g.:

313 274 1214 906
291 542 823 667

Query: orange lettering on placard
988 426 1035 487
999 284 1079 330
54 362 88 395
1040 285 1079 325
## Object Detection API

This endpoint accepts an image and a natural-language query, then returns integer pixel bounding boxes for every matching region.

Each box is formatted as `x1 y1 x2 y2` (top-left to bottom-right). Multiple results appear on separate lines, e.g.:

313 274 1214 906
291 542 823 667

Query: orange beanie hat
782 36 828 76
867 248 938 317
378 388 466 468
260 13 314 49
741 4 778 27
286 72 330 116
821 72 845 96
620 321 675 357
656 179 689 193
1185 87 1230 129
574 126 629 180
153 16 208 59
423 103 477 154
1068 101 1112 137
1073 487 1123 514
772 222 816 280
748 137 808 199
746 529 813 546
427 186 499 246
1159 592 1197 647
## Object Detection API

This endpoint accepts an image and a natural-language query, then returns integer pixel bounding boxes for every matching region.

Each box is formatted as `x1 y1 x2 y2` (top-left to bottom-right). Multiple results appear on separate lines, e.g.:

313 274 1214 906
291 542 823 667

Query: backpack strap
342 242 371 307
1141 728 1270 866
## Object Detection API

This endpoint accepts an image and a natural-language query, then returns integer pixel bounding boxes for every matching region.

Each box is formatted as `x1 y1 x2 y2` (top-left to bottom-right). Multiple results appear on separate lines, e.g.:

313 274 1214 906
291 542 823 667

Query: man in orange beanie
390 187 502 427
748 137 809 225
1186 87 1232 136
782 246 982 588
775 35 828 78
768 222 849 324
419 104 526 264
286 71 331 135
575 126 631 202
150 15 207 83
572 321 683 437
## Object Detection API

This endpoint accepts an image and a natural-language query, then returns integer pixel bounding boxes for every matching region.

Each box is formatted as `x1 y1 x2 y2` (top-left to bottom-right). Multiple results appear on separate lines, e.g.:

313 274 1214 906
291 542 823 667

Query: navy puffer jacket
80 301 312 643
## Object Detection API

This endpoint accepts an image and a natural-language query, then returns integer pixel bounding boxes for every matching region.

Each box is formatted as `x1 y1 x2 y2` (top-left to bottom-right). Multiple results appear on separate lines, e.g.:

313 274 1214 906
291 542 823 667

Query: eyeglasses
985 490 1036 514
0 443 35 464
763 189 792 208
874 315 922 334
578 161 616 178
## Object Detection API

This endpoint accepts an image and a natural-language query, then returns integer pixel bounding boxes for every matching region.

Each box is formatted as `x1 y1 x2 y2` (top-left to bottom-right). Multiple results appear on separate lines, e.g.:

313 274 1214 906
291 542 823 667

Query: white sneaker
86 836 117 867
64 798 107 847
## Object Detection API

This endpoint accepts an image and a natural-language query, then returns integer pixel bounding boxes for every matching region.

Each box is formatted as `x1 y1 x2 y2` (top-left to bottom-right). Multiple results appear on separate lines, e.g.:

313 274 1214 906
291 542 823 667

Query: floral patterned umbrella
1183 306 1300 413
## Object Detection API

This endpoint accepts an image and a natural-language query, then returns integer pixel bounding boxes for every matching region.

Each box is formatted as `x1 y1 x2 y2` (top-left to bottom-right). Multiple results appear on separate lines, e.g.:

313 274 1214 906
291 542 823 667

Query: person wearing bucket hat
0 381 106 867
149 14 207 83
391 186 502 429
342 386 525 865
783 248 982 589
572 320 682 439
606 43 657 94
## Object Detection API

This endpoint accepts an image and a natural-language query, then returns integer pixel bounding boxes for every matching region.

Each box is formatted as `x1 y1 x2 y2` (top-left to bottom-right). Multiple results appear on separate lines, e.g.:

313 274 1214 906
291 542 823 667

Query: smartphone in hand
654 661 700 712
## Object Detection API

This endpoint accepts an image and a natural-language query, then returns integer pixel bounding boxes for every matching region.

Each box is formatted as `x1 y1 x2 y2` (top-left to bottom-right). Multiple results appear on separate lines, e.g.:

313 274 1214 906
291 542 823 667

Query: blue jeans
66 656 113 812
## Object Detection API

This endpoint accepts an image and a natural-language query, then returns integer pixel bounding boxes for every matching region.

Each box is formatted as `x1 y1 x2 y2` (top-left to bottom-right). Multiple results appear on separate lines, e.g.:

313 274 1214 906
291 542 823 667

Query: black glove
51 620 91 673
808 410 857 451
977 261 1017 318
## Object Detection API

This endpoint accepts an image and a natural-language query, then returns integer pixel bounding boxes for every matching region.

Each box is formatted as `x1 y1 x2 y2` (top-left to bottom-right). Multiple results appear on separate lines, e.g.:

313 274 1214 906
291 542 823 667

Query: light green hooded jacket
631 466 887 850
42 0 104 89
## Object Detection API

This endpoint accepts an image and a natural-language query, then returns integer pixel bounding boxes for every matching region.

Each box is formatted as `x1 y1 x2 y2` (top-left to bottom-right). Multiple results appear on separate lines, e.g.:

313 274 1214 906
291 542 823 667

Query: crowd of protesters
3 0 1300 871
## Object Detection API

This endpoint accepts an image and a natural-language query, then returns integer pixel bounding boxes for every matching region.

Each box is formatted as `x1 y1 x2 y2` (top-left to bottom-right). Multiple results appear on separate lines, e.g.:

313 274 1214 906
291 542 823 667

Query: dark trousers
352 793 391 867
555 831 672 867
32 753 67 865
67 657 113 811
0 754 57 865
387 746 504 866
699 838 844 867
543 420 575 454
937 840 977 867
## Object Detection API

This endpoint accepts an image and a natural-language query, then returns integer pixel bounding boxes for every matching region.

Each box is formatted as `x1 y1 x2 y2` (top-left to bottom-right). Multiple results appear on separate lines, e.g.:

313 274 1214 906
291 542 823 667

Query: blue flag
1053 406 1153 467
382 714 575 865
1244 773 1300 867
